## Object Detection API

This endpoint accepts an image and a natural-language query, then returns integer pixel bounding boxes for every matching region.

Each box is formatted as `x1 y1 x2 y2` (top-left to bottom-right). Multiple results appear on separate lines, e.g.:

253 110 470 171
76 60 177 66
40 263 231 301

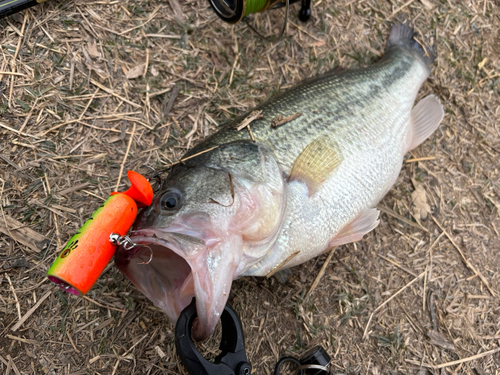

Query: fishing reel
208 0 311 24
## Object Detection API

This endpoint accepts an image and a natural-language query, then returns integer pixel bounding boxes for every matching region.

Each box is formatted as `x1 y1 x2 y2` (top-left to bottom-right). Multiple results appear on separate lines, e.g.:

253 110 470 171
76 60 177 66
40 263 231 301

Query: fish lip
129 229 205 250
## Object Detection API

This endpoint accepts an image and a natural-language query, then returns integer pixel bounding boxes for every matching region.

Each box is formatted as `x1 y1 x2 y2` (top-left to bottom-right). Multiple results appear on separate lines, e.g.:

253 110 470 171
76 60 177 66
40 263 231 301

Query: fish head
116 142 286 340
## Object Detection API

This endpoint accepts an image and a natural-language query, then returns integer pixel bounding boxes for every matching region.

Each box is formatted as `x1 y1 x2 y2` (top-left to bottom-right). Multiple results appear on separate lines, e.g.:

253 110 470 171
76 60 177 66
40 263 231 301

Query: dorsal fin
288 136 343 196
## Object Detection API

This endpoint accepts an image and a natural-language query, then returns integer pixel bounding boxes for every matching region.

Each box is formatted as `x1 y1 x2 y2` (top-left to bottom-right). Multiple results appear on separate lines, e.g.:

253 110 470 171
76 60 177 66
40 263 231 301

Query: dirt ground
1 0 499 373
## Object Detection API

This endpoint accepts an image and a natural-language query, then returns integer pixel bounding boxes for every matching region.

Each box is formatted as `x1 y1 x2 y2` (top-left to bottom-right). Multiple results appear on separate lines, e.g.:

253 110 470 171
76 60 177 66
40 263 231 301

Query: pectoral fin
289 136 343 196
407 95 444 152
329 208 380 247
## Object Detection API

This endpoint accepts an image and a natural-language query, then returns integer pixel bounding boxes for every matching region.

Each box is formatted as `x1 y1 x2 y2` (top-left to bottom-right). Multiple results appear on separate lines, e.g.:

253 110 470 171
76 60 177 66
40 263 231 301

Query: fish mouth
115 230 196 321
115 228 240 341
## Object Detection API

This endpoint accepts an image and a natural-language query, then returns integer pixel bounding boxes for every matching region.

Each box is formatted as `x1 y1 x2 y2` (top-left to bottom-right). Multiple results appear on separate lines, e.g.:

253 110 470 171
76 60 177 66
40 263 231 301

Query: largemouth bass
116 23 444 340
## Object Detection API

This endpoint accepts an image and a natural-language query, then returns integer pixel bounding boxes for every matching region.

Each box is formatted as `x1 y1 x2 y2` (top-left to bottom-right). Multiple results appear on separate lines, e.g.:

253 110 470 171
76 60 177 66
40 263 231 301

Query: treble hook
137 245 153 265
109 233 154 265
141 164 163 193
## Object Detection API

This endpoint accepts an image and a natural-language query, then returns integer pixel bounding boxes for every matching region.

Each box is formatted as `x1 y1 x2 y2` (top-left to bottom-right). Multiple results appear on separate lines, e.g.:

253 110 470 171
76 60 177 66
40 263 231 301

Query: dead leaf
150 65 159 77
426 330 456 351
87 41 100 59
125 64 146 79
411 179 431 220
168 0 185 21
478 57 487 70
311 40 326 47
420 0 435 9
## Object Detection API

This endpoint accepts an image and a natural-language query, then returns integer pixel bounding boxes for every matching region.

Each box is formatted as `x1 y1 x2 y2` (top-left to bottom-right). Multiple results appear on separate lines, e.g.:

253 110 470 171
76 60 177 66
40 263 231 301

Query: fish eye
159 190 182 211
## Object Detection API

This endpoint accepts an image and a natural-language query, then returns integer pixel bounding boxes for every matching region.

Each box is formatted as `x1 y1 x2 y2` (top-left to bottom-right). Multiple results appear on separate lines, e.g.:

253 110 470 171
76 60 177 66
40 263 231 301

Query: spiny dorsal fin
329 208 380 247
407 95 444 152
288 136 343 196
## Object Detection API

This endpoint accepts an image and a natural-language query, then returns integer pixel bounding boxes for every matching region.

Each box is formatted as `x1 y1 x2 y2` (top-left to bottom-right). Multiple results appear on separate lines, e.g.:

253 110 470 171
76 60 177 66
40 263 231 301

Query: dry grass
1 0 500 374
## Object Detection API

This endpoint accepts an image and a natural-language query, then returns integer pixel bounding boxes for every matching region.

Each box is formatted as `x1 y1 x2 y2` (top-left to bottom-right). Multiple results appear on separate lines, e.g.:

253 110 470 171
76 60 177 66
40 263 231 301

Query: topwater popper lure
47 170 153 295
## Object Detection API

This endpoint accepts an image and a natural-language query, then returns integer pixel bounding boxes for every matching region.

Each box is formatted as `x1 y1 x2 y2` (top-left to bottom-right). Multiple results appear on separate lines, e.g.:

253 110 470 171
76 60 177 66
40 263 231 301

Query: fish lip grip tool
175 298 252 375
46 170 153 295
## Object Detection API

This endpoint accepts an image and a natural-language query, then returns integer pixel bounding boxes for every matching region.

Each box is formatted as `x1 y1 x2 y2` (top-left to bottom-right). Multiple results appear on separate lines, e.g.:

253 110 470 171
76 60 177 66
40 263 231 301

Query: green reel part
208 0 307 24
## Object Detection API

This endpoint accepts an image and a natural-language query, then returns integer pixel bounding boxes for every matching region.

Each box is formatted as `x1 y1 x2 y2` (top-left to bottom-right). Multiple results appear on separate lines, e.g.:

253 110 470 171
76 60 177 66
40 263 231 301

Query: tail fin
385 22 436 68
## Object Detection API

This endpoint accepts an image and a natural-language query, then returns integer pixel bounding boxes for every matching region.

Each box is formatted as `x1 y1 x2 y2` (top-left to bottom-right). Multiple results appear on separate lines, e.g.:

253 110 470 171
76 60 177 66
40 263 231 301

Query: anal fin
289 136 343 196
407 95 444 151
329 208 380 247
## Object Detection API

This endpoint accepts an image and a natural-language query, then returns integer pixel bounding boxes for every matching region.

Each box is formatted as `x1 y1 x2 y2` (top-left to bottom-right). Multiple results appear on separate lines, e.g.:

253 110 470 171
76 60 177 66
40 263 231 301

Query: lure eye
159 190 182 211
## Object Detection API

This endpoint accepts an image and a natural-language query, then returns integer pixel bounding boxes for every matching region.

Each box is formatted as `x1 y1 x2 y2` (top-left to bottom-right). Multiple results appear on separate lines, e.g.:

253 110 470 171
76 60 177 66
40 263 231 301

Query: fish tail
385 22 436 68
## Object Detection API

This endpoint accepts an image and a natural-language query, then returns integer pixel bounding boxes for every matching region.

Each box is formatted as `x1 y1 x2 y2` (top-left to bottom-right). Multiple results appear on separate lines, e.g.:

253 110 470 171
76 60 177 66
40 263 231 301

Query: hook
136 245 153 265
109 233 154 265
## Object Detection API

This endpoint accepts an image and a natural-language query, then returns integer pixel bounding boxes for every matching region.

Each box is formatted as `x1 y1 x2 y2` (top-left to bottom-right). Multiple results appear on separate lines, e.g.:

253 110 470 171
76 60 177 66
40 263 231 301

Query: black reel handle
175 298 252 375
0 0 48 20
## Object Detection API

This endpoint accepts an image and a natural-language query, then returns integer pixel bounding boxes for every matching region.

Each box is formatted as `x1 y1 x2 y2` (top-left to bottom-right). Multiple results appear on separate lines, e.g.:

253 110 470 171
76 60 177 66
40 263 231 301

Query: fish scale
185 50 419 174
116 23 444 340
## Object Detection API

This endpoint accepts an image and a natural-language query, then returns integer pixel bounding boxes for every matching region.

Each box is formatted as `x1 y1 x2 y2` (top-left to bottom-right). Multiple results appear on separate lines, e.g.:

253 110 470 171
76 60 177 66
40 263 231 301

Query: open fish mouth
115 230 199 321
115 228 241 340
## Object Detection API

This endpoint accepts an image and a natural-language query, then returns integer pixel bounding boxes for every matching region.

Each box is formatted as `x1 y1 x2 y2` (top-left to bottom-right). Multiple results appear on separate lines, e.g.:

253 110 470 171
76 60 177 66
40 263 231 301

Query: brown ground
1 0 499 374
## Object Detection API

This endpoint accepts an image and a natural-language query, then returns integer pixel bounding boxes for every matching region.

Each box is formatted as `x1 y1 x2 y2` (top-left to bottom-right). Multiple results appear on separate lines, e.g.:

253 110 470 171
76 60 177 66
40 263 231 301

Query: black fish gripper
175 298 252 375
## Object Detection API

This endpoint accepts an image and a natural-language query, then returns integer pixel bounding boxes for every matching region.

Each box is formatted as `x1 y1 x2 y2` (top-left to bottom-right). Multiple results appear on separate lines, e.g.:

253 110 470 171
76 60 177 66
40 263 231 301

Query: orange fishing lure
47 171 153 295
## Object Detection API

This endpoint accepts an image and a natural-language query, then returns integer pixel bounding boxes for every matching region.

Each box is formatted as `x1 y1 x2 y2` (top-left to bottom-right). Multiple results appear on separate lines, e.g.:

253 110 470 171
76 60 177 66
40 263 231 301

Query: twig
9 12 27 108
115 123 136 191
66 331 81 353
6 335 39 346
377 204 428 232
118 6 160 35
431 216 496 296
305 248 336 298
405 156 436 163
0 71 25 76
18 97 38 135
266 251 300 278
236 110 264 131
247 124 255 141
111 334 149 375
164 85 180 117
5 274 21 320
229 53 240 86
377 254 418 277
422 265 428 311
83 295 126 312
180 146 219 163
406 347 500 369
387 0 417 19
184 106 204 139
82 190 107 201
11 291 52 331
144 33 182 39
0 121 41 139
363 271 425 338
271 112 302 128
6 355 21 375
90 79 141 109
0 179 22 251
57 183 91 196
143 49 149 78
77 88 100 121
